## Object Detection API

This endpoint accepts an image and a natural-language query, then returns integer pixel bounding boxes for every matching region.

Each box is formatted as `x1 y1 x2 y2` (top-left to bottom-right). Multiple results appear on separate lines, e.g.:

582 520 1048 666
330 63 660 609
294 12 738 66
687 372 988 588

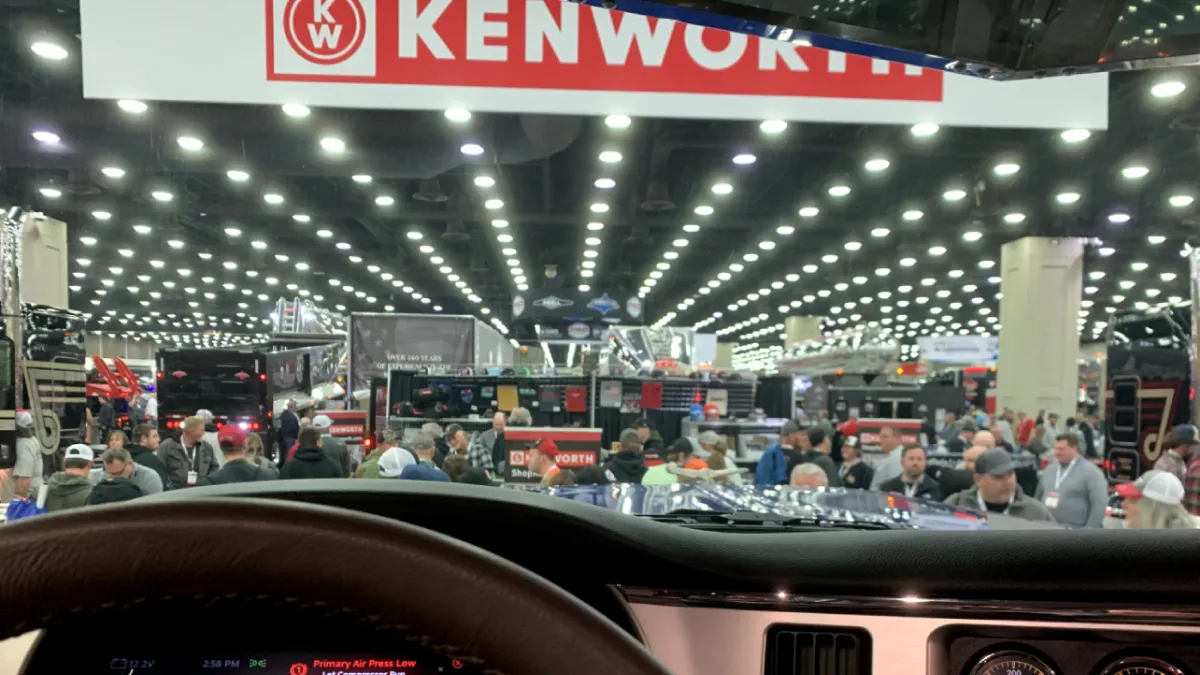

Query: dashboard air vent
765 625 871 675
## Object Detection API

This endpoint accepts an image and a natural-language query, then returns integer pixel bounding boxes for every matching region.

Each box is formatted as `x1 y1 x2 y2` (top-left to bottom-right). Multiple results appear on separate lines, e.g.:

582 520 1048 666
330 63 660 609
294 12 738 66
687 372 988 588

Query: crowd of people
5 399 1197 530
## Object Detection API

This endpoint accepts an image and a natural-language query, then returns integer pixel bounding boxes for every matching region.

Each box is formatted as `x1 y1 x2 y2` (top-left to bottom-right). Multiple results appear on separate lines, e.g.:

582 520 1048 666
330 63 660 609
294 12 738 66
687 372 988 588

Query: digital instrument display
97 653 476 675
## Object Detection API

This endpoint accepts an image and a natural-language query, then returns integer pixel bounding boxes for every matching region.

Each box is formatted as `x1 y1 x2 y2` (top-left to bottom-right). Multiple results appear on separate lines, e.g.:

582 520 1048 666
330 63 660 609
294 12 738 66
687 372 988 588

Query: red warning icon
290 664 309 675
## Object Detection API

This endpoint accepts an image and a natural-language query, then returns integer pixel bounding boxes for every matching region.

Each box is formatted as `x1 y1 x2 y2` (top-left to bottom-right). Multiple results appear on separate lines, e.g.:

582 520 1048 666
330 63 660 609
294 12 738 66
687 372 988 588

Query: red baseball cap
535 439 559 458
217 423 247 448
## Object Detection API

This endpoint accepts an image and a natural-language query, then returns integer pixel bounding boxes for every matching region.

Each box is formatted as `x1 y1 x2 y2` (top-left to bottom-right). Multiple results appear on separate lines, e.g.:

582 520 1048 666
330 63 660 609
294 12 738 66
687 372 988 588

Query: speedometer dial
1099 656 1185 675
968 650 1057 675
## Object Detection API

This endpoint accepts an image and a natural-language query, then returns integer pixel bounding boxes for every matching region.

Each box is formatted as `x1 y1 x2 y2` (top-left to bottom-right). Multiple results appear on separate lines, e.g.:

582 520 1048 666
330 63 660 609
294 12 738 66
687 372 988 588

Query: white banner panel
79 0 1109 129
917 335 1000 363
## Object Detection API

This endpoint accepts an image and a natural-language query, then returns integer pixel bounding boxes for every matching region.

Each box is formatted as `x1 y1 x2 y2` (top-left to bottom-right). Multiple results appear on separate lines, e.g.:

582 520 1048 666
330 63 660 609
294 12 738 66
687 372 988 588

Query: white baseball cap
64 443 94 463
313 415 333 429
15 411 32 428
378 447 416 478
1116 469 1185 505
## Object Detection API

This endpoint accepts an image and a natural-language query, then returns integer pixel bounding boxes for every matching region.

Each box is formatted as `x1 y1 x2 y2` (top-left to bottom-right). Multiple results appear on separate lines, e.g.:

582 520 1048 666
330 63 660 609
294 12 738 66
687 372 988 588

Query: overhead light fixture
1151 80 1186 98
375 195 395 206
1169 194 1195 207
263 192 284 204
864 158 890 172
1056 192 1081 204
320 136 345 152
177 136 204 151
444 108 471 122
39 187 62 199
292 214 310 223
910 123 939 137
32 130 60 144
993 163 1020 176
91 210 112 221
828 185 851 197
251 240 267 250
133 225 152 235
798 206 819 217
871 227 890 238
844 241 863 251
31 41 69 60
1121 165 1150 179
943 188 967 201
352 174 372 183
711 182 733 195
485 199 504 210
1003 212 1026 224
227 169 250 182
599 150 623 163
101 167 126 179
760 120 787 134
1148 235 1166 244
732 153 756 165
282 103 311 118
605 114 631 128
1060 128 1091 143
167 239 185 248
461 143 485 156
151 190 173 202
902 210 923 221
1109 213 1132 224
962 231 983 242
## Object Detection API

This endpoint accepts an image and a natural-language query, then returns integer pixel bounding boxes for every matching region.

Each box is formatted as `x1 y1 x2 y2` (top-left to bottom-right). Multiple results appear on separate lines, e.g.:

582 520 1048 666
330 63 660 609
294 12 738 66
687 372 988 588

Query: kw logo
283 0 367 65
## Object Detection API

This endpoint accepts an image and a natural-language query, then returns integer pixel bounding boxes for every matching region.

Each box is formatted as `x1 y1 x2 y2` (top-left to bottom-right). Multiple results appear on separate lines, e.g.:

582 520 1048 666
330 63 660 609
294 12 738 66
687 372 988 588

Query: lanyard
1054 457 1078 491
904 482 918 498
977 491 1014 515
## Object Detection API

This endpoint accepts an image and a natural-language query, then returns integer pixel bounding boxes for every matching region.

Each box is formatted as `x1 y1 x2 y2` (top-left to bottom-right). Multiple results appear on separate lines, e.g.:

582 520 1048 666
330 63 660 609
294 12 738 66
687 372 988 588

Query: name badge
187 470 198 486
1045 492 1060 509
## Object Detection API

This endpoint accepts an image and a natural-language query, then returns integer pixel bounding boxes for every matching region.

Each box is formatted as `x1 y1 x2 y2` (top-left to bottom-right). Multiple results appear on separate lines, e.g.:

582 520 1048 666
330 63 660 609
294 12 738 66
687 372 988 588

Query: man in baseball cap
43 444 95 512
197 424 277 485
943 447 1055 523
527 439 561 486
311 414 350 477
378 446 417 478
1114 470 1193 529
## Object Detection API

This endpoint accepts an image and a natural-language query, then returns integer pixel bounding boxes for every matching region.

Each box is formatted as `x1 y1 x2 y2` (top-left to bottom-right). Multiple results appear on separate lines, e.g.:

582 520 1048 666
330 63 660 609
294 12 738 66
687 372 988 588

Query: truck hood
537 483 991 530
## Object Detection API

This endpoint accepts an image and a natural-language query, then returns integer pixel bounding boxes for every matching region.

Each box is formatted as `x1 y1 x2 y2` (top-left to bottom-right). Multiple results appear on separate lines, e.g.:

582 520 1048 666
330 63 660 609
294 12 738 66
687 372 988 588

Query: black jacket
929 465 974 497
279 410 300 449
199 458 277 485
433 437 451 469
838 461 874 489
946 437 971 455
605 450 648 483
126 443 171 489
879 474 945 501
279 445 345 479
87 476 143 505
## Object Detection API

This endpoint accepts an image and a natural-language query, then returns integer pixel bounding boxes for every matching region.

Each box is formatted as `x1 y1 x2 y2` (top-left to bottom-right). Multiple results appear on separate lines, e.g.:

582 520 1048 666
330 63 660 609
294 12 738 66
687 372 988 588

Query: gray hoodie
945 485 1056 523
44 472 93 512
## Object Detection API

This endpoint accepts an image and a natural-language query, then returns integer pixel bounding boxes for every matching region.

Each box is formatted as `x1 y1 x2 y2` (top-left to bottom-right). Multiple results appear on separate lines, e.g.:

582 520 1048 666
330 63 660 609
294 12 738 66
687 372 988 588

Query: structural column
784 315 823 348
715 342 734 370
996 237 1084 418
22 213 68 309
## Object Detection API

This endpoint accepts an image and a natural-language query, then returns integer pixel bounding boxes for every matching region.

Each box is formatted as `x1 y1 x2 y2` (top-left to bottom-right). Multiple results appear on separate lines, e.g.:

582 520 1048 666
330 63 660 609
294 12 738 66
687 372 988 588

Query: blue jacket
755 443 789 486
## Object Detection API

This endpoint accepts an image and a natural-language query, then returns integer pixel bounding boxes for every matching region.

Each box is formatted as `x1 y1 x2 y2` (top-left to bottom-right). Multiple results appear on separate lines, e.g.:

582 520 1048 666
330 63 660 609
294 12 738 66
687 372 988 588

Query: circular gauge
1099 656 1185 675
968 649 1057 675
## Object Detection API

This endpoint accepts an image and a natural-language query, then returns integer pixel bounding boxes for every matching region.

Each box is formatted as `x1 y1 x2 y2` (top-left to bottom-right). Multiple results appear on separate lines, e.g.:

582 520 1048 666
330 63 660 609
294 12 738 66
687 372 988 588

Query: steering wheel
0 499 672 675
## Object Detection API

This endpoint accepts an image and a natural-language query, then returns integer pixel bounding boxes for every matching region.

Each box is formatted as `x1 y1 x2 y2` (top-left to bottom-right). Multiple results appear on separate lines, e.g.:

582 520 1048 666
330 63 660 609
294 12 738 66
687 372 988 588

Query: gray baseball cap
780 420 802 437
619 428 643 450
974 447 1015 476
697 430 722 446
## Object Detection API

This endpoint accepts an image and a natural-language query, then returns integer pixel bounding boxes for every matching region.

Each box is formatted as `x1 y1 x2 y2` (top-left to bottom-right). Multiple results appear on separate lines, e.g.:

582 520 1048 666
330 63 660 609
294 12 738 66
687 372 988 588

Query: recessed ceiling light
1170 194 1195 207
177 136 204 151
251 240 267 250
472 175 497 189
993 163 1020 176
929 246 947 256
1061 129 1091 143
101 167 126 179
777 225 795 235
844 241 863 251
263 193 284 204
1056 192 1081 204
692 205 714 216
732 153 756 165
295 262 310 271
31 41 69 60
760 120 787 134
444 108 471 122
91 210 112 221
1109 212 1132 224
962 231 983 241
943 189 967 201
167 239 184 248
711 183 733 195
320 136 345 152
461 143 485 156
224 227 242 237
604 114 631 128
1151 80 1186 98
406 231 423 240
39 187 62 199
336 242 351 250
828 185 851 197
590 203 609 213
282 103 311 118
1148 235 1166 244
1122 165 1150 179
1003 212 1026 224
79 236 97 246
871 227 890 238
485 199 504 210
1099 247 1116 256
673 239 689 247
900 257 917 267
32 130 60 144
151 190 173 202
226 169 250 182
902 210 923 221
1131 261 1149 271
759 241 776 250
118 249 134 257
491 219 509 229
910 123 939 137
978 260 996 269
798 206 820 217
133 225 152 235
821 254 838 263
864 158 890 172
375 195 395 206
743 253 759 262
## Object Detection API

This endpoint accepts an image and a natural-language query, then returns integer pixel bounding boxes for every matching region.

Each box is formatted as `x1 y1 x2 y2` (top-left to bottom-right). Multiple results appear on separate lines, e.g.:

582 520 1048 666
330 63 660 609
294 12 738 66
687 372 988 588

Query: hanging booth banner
513 288 644 324
349 314 474 391
81 0 1107 129
917 335 999 363
503 427 602 484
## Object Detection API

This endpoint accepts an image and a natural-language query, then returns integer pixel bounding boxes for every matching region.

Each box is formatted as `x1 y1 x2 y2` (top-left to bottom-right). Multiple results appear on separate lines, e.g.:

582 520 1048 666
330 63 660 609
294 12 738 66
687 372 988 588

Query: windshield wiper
641 509 891 531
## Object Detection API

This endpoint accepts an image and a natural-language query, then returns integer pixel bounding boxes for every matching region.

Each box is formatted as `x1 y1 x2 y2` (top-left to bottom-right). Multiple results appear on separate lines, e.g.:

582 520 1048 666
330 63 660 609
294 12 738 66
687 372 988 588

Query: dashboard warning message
298 659 419 675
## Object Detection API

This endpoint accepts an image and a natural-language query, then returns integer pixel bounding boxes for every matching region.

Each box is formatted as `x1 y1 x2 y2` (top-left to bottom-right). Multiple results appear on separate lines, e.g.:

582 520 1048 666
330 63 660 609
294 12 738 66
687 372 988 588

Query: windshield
0 0 1195 539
